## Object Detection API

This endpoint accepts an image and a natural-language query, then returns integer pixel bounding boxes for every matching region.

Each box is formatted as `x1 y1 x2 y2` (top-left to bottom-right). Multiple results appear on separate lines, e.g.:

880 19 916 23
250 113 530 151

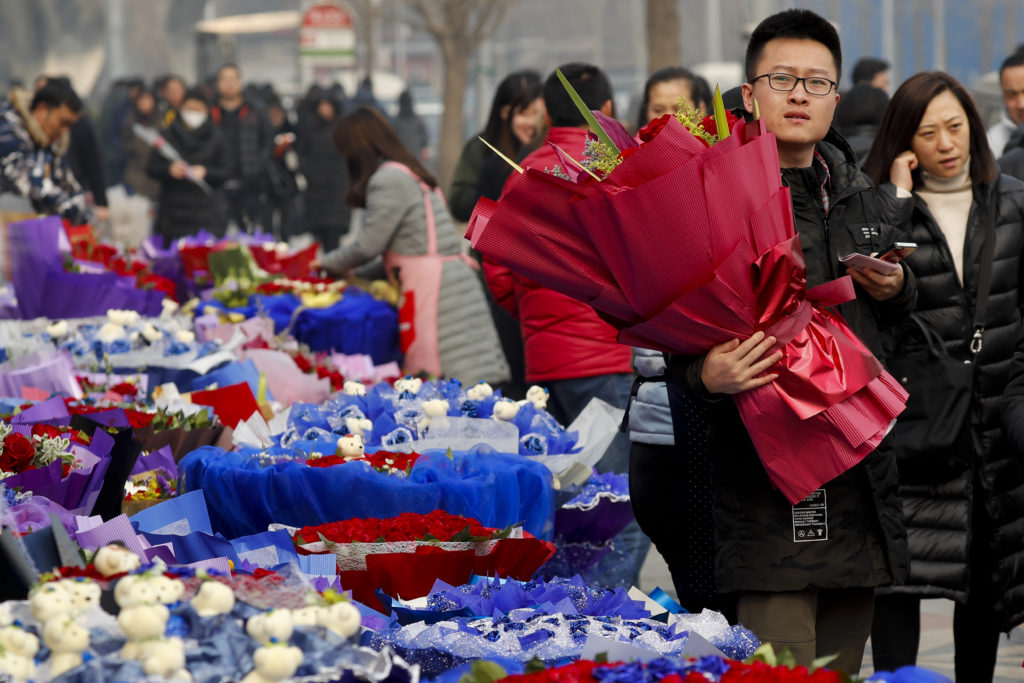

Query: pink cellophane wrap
468 116 907 504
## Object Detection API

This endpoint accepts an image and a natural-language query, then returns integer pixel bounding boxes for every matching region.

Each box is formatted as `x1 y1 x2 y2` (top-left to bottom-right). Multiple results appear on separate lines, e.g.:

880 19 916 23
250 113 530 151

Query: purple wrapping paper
131 445 177 479
0 351 83 400
4 461 61 491
6 216 163 319
185 557 231 574
554 500 635 545
11 396 71 425
7 216 63 319
5 496 77 535
74 514 150 558
144 544 177 564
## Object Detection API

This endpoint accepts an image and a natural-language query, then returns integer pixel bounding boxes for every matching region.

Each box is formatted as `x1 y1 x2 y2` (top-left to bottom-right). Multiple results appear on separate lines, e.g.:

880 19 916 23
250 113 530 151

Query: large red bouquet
294 510 555 611
467 89 907 504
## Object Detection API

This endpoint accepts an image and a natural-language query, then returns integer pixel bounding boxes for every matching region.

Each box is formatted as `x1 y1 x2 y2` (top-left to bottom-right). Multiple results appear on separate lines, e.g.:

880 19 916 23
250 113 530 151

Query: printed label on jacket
792 488 828 542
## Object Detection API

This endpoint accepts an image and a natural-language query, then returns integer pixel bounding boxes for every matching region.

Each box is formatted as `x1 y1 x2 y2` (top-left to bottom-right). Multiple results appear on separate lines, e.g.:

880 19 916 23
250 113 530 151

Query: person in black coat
295 87 349 250
146 88 227 241
863 71 1024 683
666 11 916 676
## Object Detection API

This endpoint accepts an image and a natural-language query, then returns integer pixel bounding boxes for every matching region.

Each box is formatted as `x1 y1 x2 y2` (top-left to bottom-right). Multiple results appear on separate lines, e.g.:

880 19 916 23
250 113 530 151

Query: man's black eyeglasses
751 73 837 96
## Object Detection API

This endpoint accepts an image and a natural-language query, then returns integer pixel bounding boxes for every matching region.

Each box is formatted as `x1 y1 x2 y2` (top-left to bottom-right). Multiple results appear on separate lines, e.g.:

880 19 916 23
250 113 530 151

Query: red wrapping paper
469 116 907 504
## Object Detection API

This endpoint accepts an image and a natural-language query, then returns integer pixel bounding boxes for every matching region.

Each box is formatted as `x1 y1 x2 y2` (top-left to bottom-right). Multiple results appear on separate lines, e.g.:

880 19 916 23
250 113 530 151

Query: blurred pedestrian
211 64 274 232
449 69 541 222
833 82 889 162
851 56 891 92
393 89 429 163
146 88 227 241
296 86 349 249
121 87 160 200
988 49 1024 158
0 79 90 223
317 107 509 385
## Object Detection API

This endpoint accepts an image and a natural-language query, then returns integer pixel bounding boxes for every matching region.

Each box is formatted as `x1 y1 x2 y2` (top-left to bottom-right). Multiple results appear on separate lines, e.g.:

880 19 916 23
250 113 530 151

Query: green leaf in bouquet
446 447 454 461
489 524 516 541
458 660 509 683
712 84 731 140
524 658 547 674
811 653 838 671
422 532 440 543
450 525 478 543
747 642 778 666
317 532 341 551
594 652 609 664
555 67 619 155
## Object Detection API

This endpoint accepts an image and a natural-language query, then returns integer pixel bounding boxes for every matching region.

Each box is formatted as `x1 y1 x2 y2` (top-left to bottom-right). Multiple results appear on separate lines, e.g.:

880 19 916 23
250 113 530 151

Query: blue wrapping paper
190 358 272 402
178 445 555 540
229 529 297 569
128 489 213 535
205 289 400 365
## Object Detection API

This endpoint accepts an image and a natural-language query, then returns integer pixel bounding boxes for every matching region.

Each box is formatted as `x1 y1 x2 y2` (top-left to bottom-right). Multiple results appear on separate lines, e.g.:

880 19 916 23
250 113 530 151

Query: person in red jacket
484 63 646 589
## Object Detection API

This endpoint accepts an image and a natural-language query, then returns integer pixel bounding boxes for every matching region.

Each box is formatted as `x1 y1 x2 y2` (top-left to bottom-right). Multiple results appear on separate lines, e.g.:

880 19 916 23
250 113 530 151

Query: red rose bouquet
293 510 555 610
467 78 907 504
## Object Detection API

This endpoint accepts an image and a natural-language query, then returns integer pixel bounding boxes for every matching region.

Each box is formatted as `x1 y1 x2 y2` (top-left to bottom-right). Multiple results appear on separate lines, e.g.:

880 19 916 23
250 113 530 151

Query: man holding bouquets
664 10 915 675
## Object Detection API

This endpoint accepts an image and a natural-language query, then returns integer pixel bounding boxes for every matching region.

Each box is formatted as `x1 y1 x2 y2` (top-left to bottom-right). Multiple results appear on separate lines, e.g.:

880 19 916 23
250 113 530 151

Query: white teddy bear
94 544 142 577
29 582 73 623
242 644 304 683
393 376 423 395
466 382 494 401
318 601 361 640
151 575 186 606
46 320 69 339
190 581 236 617
492 399 521 421
342 380 367 396
140 637 192 681
0 650 35 683
525 385 549 410
418 398 450 432
118 604 170 660
246 609 294 645
113 575 159 609
336 434 365 460
43 616 90 678
344 416 374 440
0 624 38 683
60 578 102 614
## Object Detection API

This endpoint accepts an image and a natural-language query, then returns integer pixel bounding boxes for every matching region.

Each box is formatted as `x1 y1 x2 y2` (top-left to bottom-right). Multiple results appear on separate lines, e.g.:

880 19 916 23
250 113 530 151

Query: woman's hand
700 331 783 395
169 161 188 179
847 264 905 301
890 150 918 193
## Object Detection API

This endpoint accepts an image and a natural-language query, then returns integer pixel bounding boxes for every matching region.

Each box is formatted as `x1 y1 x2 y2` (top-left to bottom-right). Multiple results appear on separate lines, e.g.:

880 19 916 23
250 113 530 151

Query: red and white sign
300 2 356 60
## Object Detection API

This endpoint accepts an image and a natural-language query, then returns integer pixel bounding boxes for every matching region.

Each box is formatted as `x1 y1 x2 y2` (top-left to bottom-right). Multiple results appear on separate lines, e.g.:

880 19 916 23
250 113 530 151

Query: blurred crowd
0 66 430 251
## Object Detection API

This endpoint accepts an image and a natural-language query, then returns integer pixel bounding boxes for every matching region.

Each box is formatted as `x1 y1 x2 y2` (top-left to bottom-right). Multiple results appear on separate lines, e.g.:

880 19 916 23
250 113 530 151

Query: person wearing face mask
0 78 90 224
862 72 1024 682
146 88 227 241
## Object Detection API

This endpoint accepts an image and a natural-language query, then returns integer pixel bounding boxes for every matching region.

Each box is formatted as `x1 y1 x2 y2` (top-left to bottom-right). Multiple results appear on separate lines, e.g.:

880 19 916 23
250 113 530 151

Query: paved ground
638 546 1024 681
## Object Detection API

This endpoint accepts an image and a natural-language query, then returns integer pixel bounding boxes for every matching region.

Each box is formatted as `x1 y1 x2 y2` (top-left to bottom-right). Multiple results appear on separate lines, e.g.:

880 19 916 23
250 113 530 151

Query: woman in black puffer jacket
146 88 228 240
863 72 1024 682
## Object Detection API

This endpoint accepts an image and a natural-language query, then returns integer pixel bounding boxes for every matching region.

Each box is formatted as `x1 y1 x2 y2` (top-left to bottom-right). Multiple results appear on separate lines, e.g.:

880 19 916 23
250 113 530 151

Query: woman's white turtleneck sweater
915 162 973 284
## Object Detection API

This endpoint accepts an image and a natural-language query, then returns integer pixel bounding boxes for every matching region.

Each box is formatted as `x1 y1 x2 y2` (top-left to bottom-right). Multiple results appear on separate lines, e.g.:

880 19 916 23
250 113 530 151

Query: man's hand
169 161 188 179
700 331 783 395
190 165 207 181
847 264 905 301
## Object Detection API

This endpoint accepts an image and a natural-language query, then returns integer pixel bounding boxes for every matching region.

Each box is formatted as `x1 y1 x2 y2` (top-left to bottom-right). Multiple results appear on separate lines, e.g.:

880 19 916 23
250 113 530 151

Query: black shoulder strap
971 180 999 355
